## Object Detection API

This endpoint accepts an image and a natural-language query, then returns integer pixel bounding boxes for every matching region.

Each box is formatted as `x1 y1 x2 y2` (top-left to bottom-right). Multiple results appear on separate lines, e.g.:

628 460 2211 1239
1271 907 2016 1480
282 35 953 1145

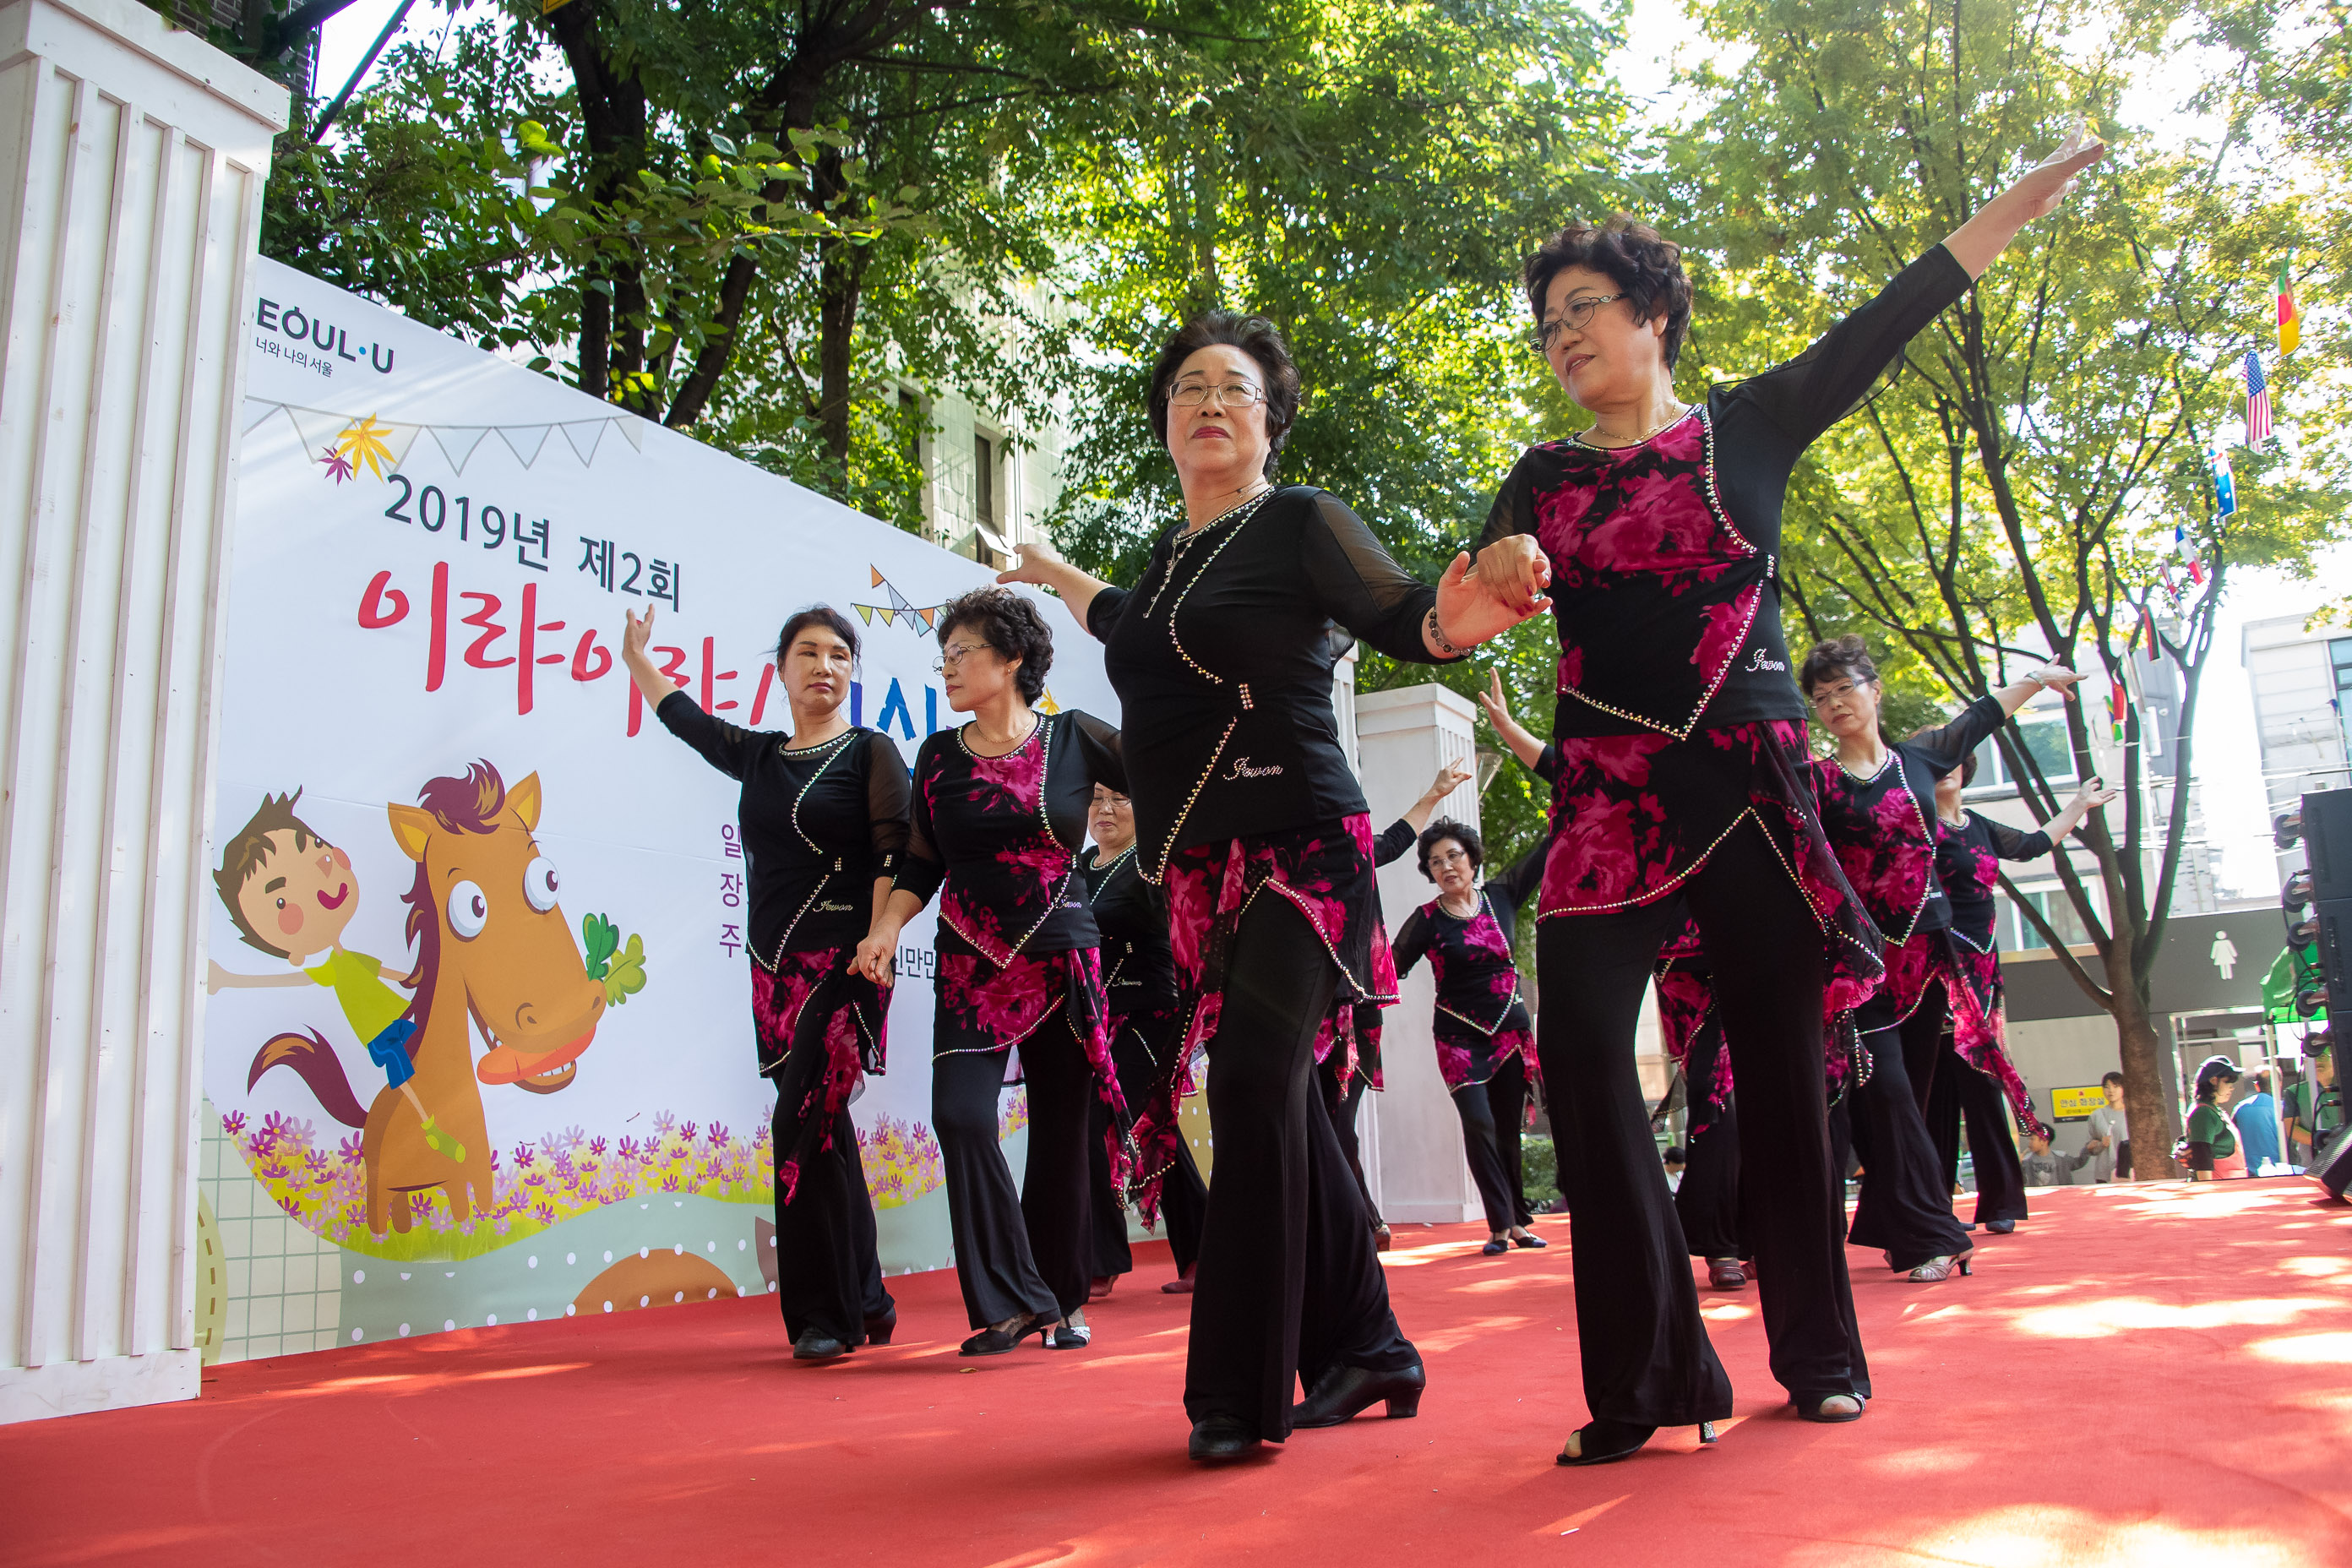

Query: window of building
2000 881 2104 952
973 432 997 527
2329 638 2352 760
1969 707 2078 792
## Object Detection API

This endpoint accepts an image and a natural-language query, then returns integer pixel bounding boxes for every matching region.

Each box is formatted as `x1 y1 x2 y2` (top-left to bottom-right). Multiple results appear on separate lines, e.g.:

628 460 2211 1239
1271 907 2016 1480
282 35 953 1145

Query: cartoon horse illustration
249 763 607 1236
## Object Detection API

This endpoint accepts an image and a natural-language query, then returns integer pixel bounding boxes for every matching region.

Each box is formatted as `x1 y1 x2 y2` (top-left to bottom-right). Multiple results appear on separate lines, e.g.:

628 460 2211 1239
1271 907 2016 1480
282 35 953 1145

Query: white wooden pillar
0 0 285 1423
1354 683 1484 1224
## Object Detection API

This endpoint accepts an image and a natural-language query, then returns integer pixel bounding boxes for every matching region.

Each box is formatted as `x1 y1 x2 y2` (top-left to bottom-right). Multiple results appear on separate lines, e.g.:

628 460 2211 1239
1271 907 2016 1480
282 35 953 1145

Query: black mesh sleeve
1740 245 1973 448
1372 818 1417 868
1489 845 1547 912
892 739 946 906
1985 817 2055 863
1475 451 1541 551
1298 492 1452 664
863 731 912 879
1391 906 1432 979
655 690 760 781
1068 709 1128 794
1911 695 2007 776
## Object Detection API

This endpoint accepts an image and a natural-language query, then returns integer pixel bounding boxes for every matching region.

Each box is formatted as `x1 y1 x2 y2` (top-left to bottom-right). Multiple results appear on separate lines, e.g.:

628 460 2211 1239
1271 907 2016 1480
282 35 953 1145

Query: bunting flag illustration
2245 351 2273 449
851 568 944 631
2211 447 2237 518
241 399 646 479
2278 257 2300 356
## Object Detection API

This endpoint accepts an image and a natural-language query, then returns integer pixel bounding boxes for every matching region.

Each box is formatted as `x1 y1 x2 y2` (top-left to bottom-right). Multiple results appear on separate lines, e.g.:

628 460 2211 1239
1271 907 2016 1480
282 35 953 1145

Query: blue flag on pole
2212 446 2237 517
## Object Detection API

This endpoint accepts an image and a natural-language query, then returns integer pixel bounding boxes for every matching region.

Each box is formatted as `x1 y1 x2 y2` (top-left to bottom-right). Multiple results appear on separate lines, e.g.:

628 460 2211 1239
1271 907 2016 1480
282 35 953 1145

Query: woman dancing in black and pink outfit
1467 128 2105 1462
852 588 1128 1357
1800 635 2084 1282
626 604 904 1362
1003 312 1535 1461
1929 756 2116 1231
1391 818 1547 1255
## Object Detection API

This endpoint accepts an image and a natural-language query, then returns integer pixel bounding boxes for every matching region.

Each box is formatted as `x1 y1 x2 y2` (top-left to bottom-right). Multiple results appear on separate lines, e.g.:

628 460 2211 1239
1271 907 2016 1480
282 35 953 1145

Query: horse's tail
248 1030 368 1129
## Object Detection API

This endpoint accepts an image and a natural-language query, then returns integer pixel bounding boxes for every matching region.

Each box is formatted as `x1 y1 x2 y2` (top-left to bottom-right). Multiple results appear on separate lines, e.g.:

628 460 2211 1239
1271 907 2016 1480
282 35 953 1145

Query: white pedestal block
0 0 285 1423
1353 683 1484 1225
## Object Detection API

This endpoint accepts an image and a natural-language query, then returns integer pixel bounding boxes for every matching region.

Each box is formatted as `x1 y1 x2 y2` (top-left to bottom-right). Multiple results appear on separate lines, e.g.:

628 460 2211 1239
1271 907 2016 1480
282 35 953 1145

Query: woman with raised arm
1927 756 2118 1233
624 604 904 1363
1467 128 2105 1462
1391 819 1548 1255
1802 637 2086 1283
1000 311 1537 1462
1082 782 1207 1298
850 588 1127 1357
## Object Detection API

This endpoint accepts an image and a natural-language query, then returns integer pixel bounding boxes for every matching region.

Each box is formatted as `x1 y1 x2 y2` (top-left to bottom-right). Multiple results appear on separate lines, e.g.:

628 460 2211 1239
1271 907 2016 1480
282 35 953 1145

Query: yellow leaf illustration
335 415 396 479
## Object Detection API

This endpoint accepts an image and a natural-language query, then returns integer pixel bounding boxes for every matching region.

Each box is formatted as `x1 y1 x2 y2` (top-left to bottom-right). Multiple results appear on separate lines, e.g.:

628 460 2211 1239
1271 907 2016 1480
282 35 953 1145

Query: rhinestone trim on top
757 727 863 969
1427 890 1523 1033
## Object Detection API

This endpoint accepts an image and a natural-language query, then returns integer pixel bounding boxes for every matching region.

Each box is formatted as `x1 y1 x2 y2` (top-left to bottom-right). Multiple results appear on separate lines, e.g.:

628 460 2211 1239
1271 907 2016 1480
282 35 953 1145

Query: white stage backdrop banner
197 259 1113 1364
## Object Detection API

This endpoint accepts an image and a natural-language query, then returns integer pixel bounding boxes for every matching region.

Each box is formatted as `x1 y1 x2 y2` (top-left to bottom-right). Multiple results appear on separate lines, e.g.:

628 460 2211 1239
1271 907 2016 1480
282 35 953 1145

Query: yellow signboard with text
2050 1085 2107 1123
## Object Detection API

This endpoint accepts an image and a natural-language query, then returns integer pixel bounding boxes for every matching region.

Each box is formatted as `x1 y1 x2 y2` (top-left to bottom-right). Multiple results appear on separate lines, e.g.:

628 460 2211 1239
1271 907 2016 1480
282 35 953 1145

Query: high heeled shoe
1554 1418 1662 1466
1984 1218 2016 1234
1188 1416 1260 1462
1788 1391 1868 1423
863 1305 897 1347
1290 1362 1424 1426
1707 1258 1747 1289
958 1311 1055 1358
792 1328 852 1362
1088 1275 1117 1301
1908 1249 1974 1282
1046 1319 1092 1349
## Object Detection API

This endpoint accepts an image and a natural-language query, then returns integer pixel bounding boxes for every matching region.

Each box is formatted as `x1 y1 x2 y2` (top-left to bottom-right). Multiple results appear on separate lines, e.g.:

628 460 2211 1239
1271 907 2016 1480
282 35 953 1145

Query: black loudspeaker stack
2300 790 2352 1008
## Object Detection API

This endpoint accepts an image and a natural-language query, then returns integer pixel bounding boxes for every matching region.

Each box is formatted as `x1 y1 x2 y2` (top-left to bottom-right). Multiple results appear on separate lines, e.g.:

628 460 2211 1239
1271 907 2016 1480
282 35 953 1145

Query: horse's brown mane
398 761 509 1034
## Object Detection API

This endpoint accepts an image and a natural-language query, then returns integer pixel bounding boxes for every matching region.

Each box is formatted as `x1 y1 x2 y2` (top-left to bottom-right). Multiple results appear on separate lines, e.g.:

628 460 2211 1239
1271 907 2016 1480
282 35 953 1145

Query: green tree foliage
1672 0 2349 1164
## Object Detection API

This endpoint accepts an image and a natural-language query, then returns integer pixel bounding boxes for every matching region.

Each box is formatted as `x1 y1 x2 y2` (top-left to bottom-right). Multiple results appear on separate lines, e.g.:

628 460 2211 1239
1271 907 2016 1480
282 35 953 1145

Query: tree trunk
2105 945 2178 1182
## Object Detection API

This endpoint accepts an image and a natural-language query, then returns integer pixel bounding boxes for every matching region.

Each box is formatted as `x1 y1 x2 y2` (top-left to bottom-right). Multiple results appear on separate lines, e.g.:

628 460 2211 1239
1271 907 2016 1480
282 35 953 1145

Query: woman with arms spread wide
626 604 903 1361
1003 311 1538 1461
1469 128 2105 1462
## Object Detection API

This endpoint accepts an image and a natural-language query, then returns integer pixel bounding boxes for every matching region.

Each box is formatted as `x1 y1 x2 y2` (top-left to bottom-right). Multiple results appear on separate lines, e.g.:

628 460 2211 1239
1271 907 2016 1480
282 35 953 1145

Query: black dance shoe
1481 1239 1509 1255
863 1305 897 1347
1788 1391 1868 1423
1513 1232 1549 1250
1707 1259 1747 1289
1290 1362 1425 1427
958 1312 1055 1358
1985 1219 2017 1235
1046 1320 1092 1350
792 1329 852 1362
1554 1418 1660 1466
1373 1221 1392 1252
1188 1417 1261 1462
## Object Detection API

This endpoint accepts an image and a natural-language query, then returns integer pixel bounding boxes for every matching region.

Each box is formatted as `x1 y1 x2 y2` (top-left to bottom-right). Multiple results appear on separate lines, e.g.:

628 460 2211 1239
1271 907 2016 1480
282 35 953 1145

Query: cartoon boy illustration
208 790 464 1162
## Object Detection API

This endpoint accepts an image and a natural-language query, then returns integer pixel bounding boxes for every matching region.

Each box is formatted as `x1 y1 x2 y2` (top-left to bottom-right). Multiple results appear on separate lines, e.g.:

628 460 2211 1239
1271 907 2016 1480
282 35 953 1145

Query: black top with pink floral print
1936 809 2053 952
1811 696 2006 942
1082 843 1177 1018
655 695 910 965
1477 245 1972 742
1391 846 1545 1037
1087 487 1457 877
896 709 1126 964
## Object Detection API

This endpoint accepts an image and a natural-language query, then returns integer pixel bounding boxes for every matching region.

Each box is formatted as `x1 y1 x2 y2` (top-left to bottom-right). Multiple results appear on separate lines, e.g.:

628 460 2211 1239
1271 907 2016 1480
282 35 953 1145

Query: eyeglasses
1533 293 1628 353
932 642 994 674
1429 848 1474 867
1809 680 1869 711
1168 379 1266 408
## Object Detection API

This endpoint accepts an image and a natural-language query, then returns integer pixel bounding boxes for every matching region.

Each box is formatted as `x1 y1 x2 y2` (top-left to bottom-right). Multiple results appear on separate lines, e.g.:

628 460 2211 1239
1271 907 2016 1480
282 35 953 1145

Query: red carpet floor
5 1180 2349 1566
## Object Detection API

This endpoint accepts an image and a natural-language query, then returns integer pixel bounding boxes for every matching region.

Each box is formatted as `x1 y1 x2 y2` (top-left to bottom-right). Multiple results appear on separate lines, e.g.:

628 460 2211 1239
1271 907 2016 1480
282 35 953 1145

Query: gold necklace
1574 403 1691 450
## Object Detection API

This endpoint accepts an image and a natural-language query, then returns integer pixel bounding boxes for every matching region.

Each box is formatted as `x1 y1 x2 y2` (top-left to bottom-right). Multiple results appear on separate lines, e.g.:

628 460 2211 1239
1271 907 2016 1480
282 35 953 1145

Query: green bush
1521 1135 1559 1206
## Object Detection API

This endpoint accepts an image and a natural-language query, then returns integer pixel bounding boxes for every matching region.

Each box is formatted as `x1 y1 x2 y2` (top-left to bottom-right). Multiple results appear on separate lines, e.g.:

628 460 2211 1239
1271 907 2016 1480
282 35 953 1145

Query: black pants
1455 1053 1533 1234
1184 897 1418 1440
1319 1053 1384 1228
1925 1043 2027 1225
1838 983 1974 1270
1091 1028 1209 1278
933 1023 1097 1329
1675 1026 1747 1260
1538 819 1866 1422
768 984 893 1345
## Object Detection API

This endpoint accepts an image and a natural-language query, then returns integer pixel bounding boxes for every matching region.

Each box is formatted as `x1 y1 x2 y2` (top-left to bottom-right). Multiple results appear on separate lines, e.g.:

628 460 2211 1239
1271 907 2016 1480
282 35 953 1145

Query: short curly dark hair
1417 817 1484 881
1799 634 1879 697
1146 310 1301 481
937 585 1053 704
1524 216 1695 371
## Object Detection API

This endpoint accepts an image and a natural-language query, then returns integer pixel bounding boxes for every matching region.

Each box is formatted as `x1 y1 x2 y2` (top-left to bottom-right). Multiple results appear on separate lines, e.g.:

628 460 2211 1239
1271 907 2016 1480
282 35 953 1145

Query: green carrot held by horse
222 762 649 1238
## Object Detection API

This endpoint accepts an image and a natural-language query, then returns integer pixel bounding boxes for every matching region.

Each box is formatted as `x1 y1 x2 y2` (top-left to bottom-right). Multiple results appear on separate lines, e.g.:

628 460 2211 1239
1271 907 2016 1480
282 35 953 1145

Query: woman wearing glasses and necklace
1801 635 2082 1282
1002 312 1538 1462
852 588 1129 1357
1467 129 2105 1462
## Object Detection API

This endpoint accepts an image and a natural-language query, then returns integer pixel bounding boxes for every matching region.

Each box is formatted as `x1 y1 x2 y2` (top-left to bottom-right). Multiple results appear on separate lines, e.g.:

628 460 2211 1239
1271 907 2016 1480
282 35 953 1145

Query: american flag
2245 351 2272 448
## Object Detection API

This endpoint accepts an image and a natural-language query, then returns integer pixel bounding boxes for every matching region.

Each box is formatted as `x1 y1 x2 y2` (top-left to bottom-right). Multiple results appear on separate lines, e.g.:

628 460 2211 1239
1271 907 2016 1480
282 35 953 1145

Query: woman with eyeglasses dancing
625 603 906 1362
1467 128 2105 1462
1803 637 2084 1284
851 588 1129 1358
1000 312 1541 1462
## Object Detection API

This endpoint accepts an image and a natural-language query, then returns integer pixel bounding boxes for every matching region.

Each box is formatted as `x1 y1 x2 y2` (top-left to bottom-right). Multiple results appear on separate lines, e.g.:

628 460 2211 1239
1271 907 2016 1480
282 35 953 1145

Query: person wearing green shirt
2284 1040 2342 1167
2181 1056 2241 1180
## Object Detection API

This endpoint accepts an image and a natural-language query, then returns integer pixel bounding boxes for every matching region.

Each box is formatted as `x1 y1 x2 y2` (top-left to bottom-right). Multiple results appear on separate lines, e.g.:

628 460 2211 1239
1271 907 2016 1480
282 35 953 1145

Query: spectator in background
2085 1071 2129 1182
2019 1129 2091 1189
2285 1040 2342 1168
1662 1146 1686 1194
2231 1071 2283 1176
2181 1057 2243 1181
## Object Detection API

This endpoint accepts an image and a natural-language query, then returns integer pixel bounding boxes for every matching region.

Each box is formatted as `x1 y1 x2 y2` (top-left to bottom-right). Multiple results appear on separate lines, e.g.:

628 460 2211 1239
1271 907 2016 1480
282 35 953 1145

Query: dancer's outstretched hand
2028 662 2087 695
2012 121 2105 220
995 540 1064 588
1432 552 1545 651
2075 776 2121 809
1474 669 1515 728
1472 534 1553 616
